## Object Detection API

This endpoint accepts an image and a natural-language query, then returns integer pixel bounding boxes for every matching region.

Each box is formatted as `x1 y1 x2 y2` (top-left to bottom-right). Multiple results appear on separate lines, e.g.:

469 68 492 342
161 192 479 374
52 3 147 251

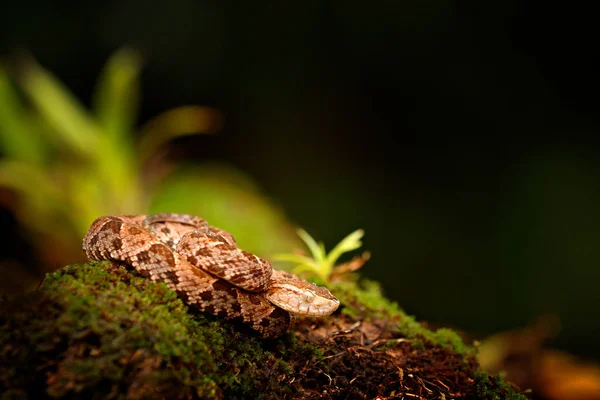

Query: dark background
2 1 600 360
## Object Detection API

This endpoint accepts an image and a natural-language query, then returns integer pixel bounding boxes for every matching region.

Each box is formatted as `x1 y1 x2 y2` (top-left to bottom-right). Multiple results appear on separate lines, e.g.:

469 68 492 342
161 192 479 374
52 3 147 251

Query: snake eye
304 292 315 303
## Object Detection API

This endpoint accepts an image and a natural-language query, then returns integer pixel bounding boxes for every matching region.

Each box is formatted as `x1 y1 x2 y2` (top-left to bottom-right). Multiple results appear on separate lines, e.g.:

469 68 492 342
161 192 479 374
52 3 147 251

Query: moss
0 262 315 399
471 372 529 400
331 277 473 356
0 262 526 399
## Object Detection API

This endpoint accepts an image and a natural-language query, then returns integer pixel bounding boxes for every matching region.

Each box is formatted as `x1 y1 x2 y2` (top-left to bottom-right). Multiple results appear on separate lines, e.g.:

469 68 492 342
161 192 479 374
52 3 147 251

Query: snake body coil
82 213 339 337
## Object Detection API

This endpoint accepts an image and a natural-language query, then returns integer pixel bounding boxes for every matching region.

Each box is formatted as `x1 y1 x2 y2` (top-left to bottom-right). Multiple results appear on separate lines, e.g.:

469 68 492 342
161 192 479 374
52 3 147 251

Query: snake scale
82 213 339 338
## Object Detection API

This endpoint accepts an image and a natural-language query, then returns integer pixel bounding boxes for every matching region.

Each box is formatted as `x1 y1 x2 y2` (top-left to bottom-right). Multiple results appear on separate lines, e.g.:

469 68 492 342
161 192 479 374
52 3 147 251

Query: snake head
265 270 340 316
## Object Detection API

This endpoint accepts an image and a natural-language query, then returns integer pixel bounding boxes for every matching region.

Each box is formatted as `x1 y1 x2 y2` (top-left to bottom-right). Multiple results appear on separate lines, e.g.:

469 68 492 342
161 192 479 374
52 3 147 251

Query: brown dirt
277 313 514 400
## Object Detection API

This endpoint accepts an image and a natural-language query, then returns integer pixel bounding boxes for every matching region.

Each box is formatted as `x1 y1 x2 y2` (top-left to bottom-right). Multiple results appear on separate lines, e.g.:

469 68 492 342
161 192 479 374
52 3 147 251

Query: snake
82 213 340 338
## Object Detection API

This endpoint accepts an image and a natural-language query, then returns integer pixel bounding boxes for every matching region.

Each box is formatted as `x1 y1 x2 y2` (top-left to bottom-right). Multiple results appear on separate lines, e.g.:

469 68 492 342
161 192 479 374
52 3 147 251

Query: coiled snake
82 213 339 337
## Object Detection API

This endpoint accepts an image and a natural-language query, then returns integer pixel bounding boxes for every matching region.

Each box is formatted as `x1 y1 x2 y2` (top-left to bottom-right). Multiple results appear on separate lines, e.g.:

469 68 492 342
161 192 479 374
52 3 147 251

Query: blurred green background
1 1 599 363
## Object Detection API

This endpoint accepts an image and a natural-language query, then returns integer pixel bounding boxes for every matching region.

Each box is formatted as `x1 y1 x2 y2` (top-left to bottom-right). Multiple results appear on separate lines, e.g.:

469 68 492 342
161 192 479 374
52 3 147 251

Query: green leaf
326 229 364 266
0 159 61 201
0 159 66 224
19 57 100 156
149 164 301 258
92 137 143 215
272 253 317 267
276 228 365 282
93 47 142 142
291 264 322 277
296 228 326 263
55 161 114 235
0 65 45 163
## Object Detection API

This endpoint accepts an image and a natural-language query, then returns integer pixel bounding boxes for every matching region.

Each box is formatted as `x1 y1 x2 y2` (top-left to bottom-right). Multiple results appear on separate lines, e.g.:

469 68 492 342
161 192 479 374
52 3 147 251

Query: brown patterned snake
82 213 339 338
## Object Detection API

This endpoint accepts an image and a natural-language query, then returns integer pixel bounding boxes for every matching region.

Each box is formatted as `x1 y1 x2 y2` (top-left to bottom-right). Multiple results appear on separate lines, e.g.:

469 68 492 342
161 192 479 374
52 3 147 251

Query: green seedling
274 228 364 282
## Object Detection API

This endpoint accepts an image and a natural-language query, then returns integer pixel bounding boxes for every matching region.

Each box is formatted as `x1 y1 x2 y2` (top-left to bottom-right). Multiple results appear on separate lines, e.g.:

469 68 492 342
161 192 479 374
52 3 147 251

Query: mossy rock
0 262 527 399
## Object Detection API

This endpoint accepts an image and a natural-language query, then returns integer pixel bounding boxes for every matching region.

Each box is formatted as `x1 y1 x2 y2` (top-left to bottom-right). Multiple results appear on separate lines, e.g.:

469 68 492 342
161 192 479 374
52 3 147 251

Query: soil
281 306 523 399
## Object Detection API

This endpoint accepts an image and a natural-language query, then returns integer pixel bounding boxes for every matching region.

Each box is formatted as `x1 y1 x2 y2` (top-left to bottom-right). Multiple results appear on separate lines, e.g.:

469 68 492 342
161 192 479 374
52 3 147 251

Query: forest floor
0 261 527 399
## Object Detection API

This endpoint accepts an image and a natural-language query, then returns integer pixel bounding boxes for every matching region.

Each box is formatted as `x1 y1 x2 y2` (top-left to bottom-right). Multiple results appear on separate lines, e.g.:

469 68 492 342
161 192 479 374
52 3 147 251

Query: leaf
326 229 364 266
296 228 326 263
291 264 321 277
0 65 45 163
0 159 62 205
92 138 142 215
93 47 142 142
0 159 70 232
19 57 100 156
272 253 317 267
149 164 301 258
276 229 365 282
56 161 115 235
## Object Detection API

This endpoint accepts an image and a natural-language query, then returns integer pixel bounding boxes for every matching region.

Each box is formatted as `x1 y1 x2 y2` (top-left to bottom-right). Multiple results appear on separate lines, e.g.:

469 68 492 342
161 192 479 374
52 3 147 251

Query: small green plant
274 228 364 282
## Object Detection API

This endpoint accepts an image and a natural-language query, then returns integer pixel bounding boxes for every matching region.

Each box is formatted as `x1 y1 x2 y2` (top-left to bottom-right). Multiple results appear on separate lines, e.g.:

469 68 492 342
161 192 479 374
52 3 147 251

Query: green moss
0 262 312 399
331 277 474 356
334 278 403 318
0 261 525 399
471 372 529 400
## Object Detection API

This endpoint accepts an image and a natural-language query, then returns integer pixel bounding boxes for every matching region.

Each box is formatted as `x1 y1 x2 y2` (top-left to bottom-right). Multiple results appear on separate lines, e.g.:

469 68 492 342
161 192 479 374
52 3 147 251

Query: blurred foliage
0 48 300 293
149 164 300 259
